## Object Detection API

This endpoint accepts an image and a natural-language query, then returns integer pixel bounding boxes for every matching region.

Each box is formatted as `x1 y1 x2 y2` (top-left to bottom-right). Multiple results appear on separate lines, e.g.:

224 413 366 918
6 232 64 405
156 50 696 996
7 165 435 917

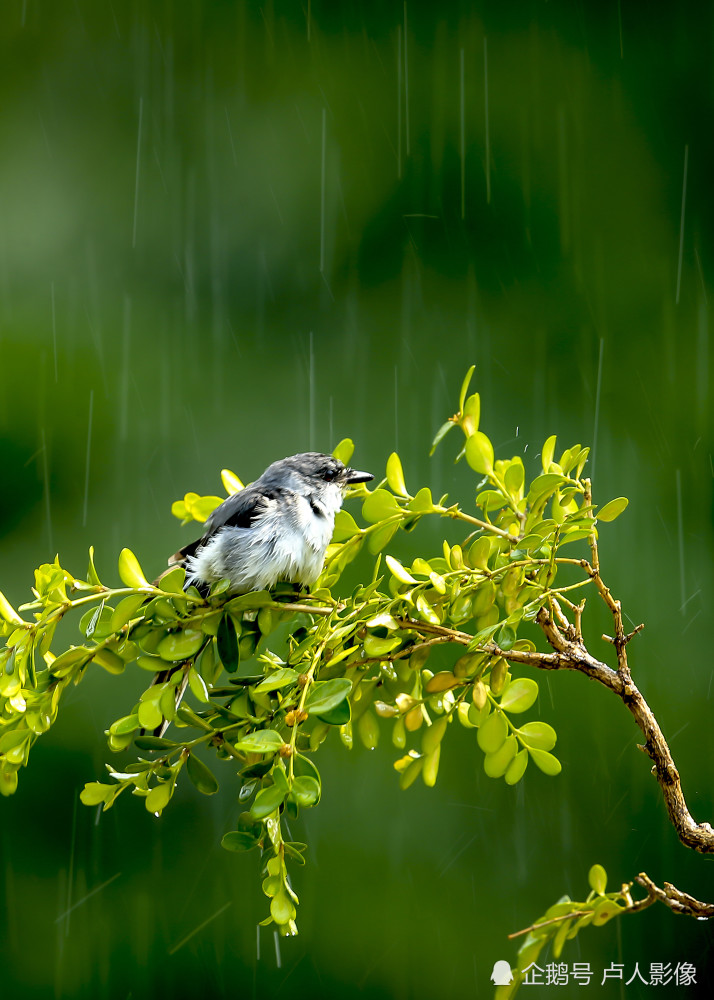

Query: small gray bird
148 453 373 737
171 452 373 595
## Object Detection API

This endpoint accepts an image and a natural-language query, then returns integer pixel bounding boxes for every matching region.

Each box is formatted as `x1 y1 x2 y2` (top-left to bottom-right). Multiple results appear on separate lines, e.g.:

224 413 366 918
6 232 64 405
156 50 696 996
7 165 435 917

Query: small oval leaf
118 548 151 590
596 497 629 522
500 677 539 713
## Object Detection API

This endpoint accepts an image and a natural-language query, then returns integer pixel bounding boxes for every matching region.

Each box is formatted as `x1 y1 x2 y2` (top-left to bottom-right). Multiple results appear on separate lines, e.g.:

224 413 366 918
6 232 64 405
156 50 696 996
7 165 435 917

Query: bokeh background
0 1 712 997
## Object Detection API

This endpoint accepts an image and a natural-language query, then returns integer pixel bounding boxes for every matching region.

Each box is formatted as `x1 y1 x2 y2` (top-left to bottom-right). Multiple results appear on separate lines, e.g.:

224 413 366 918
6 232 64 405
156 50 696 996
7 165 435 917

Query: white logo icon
491 960 514 986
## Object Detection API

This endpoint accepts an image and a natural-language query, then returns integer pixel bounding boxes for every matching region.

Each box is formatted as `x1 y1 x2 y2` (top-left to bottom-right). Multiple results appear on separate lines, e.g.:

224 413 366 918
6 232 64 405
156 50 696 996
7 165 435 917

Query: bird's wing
167 485 286 566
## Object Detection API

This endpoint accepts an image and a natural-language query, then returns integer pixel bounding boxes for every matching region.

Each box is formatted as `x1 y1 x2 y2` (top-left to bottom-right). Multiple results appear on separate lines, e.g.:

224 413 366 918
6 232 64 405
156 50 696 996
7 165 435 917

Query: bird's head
260 452 373 500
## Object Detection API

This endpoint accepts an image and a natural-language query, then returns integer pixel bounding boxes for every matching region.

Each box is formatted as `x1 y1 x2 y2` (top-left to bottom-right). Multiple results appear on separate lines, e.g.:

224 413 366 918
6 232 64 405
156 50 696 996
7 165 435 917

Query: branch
632 873 714 918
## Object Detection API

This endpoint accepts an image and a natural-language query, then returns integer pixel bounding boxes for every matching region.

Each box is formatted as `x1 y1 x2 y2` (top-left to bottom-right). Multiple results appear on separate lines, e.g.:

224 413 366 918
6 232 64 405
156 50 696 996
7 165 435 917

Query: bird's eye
323 468 337 482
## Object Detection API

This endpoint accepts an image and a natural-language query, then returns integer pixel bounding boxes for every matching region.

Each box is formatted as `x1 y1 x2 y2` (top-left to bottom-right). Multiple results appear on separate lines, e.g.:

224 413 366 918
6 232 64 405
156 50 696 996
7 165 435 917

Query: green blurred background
1 1 712 997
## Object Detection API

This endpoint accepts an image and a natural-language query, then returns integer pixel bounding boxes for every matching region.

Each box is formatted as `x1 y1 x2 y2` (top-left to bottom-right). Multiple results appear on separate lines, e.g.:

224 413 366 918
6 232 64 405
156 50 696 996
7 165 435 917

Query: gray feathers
173 452 372 595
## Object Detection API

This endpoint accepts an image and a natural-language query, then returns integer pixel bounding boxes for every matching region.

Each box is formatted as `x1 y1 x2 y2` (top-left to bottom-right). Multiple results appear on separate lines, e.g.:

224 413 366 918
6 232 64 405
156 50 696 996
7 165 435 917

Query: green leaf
157 629 205 662
458 364 476 413
109 593 147 632
221 830 259 852
367 520 399 554
186 753 219 795
362 489 400 523
159 566 187 595
500 677 539 713
220 469 244 495
416 593 440 626
504 460 525 496
145 782 173 814
85 546 102 587
527 473 566 504
253 668 299 694
250 783 286 820
234 730 284 753
468 536 491 569
541 434 557 472
496 624 516 651
332 510 361 542
592 899 623 925
290 775 321 807
483 735 518 778
118 548 151 589
385 555 416 585
224 590 272 612
134 736 178 751
332 438 355 465
407 487 435 513
596 497 629 522
137 700 163 731
187 666 209 702
465 431 494 475
504 748 529 785
0 591 23 625
316 698 351 725
477 710 508 754
529 748 562 775
386 453 408 497
363 634 401 659
304 678 352 715
80 782 111 806
429 420 455 456
588 863 608 895
217 614 239 672
110 714 141 735
517 721 557 751
186 495 223 522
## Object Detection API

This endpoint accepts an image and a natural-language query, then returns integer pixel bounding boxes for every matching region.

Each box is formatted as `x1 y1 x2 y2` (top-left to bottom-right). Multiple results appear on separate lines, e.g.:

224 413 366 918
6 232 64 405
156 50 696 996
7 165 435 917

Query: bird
171 452 374 595
148 453 373 736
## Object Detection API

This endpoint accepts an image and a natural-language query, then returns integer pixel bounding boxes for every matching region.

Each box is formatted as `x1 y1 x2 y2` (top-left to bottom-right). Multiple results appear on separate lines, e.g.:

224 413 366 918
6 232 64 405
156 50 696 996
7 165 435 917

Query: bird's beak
344 468 374 484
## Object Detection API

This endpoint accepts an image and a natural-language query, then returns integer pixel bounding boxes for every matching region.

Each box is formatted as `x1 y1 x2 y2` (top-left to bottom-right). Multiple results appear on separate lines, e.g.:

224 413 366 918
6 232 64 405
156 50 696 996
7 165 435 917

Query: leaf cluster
0 367 629 937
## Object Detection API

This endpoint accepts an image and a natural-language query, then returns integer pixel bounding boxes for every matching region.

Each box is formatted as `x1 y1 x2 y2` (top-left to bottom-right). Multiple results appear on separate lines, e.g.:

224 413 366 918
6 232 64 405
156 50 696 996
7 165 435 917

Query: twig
633 873 714 918
508 909 590 939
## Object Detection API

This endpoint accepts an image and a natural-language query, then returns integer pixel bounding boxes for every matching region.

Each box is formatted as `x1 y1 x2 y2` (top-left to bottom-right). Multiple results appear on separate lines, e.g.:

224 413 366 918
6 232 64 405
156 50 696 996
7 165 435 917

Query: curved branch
633 873 714 918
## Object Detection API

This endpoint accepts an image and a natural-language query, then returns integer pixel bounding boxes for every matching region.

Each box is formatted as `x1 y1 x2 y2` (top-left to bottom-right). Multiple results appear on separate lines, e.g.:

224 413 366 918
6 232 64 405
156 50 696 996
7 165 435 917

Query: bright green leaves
477 710 508 754
362 489 400 523
528 747 562 775
221 469 244 495
499 677 538 713
589 863 608 895
541 434 557 472
386 453 408 497
0 362 639 947
117 548 151 590
517 721 557 751
171 492 223 524
385 555 416 585
506 863 631 990
0 591 24 626
145 781 174 815
332 438 354 465
597 497 629 522
465 431 494 475
80 781 113 807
